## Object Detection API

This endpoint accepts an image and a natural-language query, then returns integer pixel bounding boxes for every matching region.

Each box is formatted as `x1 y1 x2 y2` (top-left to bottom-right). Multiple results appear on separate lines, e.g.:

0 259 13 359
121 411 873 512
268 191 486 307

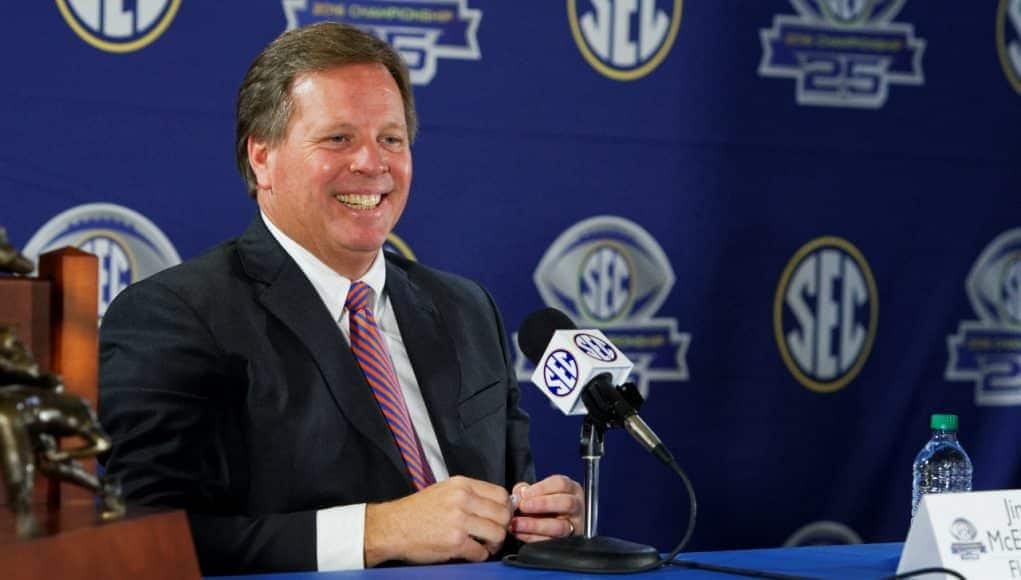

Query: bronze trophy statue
0 227 33 275
0 326 125 538
0 229 199 580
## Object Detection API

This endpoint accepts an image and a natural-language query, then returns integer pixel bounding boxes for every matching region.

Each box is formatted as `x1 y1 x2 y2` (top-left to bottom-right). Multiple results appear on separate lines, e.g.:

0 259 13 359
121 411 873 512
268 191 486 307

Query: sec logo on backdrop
23 203 180 321
758 0 925 108
282 0 482 86
516 215 689 400
946 228 1021 406
56 0 180 53
383 232 417 261
998 0 1021 94
774 236 878 393
568 0 683 81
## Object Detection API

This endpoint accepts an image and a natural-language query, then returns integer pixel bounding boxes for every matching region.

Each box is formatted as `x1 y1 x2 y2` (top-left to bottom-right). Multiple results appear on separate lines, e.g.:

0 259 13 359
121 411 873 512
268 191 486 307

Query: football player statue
0 227 33 275
0 325 124 538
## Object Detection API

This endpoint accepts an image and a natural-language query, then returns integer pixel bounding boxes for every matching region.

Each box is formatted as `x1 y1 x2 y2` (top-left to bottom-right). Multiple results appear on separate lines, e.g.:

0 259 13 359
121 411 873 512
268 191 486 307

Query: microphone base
505 535 661 573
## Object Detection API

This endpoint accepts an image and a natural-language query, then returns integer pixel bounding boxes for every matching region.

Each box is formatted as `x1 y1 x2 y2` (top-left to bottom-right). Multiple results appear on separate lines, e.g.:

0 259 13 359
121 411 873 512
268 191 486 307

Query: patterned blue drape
2 1 1019 551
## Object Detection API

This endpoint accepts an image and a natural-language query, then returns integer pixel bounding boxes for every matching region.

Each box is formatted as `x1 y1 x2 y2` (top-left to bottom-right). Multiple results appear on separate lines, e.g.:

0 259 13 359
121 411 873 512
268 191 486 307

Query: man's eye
381 136 405 148
328 135 350 143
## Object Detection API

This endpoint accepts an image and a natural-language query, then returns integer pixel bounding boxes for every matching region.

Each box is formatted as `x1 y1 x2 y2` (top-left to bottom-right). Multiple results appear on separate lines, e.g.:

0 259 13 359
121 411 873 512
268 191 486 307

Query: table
212 542 907 579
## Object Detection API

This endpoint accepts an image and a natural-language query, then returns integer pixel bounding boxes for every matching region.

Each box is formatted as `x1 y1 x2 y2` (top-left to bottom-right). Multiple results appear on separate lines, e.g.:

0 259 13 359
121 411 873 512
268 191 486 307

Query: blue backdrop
2 0 1020 553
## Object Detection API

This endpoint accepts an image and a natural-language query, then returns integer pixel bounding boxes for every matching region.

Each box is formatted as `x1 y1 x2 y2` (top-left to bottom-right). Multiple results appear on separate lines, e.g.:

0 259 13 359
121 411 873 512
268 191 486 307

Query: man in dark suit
99 22 583 574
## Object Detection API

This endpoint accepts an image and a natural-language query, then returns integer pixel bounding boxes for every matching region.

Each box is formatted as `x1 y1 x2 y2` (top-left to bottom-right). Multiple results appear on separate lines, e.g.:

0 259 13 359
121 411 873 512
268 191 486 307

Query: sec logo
23 203 181 320
758 0 924 108
568 0 683 81
543 350 579 397
998 0 1021 94
520 215 690 399
774 236 878 393
578 243 633 322
574 333 618 362
946 228 1021 405
56 0 181 53
383 232 417 261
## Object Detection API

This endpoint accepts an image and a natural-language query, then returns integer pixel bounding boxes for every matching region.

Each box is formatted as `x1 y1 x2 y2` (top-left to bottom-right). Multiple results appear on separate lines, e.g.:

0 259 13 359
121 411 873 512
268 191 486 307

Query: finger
514 532 555 543
466 491 514 527
510 482 530 509
457 535 491 562
519 474 582 499
510 516 574 538
454 476 512 506
518 492 583 517
465 512 508 549
469 533 503 556
440 478 512 526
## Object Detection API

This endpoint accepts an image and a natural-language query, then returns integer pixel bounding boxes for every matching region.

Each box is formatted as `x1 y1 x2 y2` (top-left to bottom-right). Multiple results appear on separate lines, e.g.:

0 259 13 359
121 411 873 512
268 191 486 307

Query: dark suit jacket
98 217 534 574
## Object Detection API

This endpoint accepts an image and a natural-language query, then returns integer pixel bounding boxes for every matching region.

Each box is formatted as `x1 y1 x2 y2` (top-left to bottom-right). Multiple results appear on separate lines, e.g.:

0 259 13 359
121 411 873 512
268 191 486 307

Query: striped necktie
345 281 435 490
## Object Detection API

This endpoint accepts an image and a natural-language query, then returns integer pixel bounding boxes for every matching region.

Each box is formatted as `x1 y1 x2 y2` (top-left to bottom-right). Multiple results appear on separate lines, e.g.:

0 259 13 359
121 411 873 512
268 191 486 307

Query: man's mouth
335 193 383 209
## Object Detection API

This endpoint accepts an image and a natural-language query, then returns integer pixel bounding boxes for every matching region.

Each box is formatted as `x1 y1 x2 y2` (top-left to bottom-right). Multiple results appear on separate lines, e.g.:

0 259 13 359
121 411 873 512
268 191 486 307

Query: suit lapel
237 217 412 490
385 261 467 476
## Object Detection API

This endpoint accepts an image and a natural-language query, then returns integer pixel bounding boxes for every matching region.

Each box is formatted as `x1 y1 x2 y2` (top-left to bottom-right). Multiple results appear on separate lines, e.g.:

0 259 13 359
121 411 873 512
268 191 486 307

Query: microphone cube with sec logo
530 329 634 415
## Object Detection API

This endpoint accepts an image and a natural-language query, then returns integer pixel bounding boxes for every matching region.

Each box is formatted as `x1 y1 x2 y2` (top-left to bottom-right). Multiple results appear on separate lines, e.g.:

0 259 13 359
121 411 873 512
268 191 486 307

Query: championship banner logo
774 236 878 393
514 216 690 399
23 203 181 321
998 0 1021 95
567 0 683 81
282 0 482 85
946 228 1021 406
55 0 180 53
758 0 925 108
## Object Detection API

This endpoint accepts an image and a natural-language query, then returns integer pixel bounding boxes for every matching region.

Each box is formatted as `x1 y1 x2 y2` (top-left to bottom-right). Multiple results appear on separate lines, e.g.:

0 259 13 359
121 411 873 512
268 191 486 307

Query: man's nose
348 143 388 176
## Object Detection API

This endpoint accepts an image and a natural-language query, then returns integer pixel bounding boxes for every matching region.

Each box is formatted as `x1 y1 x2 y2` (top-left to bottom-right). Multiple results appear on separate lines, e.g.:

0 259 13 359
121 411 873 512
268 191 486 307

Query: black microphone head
517 307 577 365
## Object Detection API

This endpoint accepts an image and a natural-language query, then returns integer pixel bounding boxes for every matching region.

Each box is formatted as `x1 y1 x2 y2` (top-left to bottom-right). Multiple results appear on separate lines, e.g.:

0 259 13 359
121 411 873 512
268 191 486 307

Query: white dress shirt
261 213 450 570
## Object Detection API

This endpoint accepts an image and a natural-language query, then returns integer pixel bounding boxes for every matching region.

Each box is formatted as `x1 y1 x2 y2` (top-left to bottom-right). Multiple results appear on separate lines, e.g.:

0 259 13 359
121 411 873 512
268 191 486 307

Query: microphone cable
621 450 967 579
643 450 818 579
882 568 965 579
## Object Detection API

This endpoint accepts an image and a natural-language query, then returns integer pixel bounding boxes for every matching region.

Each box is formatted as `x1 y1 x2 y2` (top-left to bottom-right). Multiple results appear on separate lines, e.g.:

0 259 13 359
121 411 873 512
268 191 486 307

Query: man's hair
235 22 417 196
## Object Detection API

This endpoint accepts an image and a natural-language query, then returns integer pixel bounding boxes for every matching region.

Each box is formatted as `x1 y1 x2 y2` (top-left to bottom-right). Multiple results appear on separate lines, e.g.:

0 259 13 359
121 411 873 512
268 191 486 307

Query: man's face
251 63 411 277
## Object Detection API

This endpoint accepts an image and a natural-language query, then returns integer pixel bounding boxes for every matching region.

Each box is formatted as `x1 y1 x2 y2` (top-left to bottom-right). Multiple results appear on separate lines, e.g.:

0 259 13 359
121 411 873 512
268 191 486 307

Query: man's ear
247 136 273 191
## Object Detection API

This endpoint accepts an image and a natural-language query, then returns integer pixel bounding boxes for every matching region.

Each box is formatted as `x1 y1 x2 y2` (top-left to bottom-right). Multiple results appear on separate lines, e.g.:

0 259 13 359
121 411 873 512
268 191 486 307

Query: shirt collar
260 211 386 321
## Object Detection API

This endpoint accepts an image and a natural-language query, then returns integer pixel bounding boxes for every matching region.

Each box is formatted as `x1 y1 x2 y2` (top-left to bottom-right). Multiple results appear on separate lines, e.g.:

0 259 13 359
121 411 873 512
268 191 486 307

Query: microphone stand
581 418 602 539
512 399 661 572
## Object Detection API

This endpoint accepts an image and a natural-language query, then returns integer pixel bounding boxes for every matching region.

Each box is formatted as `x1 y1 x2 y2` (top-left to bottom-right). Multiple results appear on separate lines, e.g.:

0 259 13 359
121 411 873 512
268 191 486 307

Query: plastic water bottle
911 413 973 516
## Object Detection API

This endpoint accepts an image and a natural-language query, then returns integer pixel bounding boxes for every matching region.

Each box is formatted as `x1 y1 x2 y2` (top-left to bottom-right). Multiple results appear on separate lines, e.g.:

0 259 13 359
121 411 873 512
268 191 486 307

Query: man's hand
363 475 513 566
508 475 584 543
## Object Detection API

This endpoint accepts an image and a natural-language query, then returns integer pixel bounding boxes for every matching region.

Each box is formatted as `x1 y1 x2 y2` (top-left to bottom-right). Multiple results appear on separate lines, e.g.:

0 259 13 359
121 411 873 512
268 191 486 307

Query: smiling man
98 23 583 575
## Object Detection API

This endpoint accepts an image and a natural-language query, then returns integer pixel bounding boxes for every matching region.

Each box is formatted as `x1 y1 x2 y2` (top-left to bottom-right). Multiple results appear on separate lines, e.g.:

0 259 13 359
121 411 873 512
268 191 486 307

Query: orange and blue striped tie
345 281 435 490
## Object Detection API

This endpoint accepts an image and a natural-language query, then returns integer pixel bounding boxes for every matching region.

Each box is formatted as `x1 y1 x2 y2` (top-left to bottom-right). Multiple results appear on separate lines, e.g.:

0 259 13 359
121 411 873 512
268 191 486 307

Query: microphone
508 309 671 573
518 307 633 416
517 308 673 465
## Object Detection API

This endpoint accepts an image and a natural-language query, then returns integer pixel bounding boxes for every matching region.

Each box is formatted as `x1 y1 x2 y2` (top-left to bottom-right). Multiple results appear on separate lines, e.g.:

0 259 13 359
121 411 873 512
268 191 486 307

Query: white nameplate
898 490 1021 579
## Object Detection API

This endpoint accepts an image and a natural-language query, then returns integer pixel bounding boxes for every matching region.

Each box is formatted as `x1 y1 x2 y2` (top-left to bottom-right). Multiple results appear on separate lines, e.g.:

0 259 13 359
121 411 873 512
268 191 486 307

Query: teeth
335 193 382 208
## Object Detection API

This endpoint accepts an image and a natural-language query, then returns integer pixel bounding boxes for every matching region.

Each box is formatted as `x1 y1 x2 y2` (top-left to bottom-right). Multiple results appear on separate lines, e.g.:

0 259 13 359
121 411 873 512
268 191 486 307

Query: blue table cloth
212 542 906 579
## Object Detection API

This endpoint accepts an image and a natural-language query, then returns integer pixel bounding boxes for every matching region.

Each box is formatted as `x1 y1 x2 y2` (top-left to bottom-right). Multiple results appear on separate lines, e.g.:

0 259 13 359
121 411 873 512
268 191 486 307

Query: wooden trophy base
0 502 200 579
